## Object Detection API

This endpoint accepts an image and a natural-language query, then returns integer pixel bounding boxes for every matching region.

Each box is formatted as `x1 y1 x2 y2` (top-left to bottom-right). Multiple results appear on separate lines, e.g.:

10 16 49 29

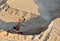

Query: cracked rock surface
0 0 60 41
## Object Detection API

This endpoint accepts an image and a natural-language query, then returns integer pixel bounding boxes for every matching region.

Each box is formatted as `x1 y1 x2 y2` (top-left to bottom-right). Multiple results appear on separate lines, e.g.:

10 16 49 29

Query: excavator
8 16 25 34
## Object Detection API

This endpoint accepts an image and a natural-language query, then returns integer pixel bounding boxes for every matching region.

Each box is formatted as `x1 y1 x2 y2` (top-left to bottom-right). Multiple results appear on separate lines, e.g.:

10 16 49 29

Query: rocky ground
0 18 60 41
0 0 60 41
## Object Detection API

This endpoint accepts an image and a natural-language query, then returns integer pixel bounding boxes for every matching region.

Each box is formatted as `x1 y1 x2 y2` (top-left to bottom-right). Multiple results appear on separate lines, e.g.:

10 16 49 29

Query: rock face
34 0 60 22
0 18 60 41
0 0 48 34
0 0 60 41
0 0 38 22
38 18 60 41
